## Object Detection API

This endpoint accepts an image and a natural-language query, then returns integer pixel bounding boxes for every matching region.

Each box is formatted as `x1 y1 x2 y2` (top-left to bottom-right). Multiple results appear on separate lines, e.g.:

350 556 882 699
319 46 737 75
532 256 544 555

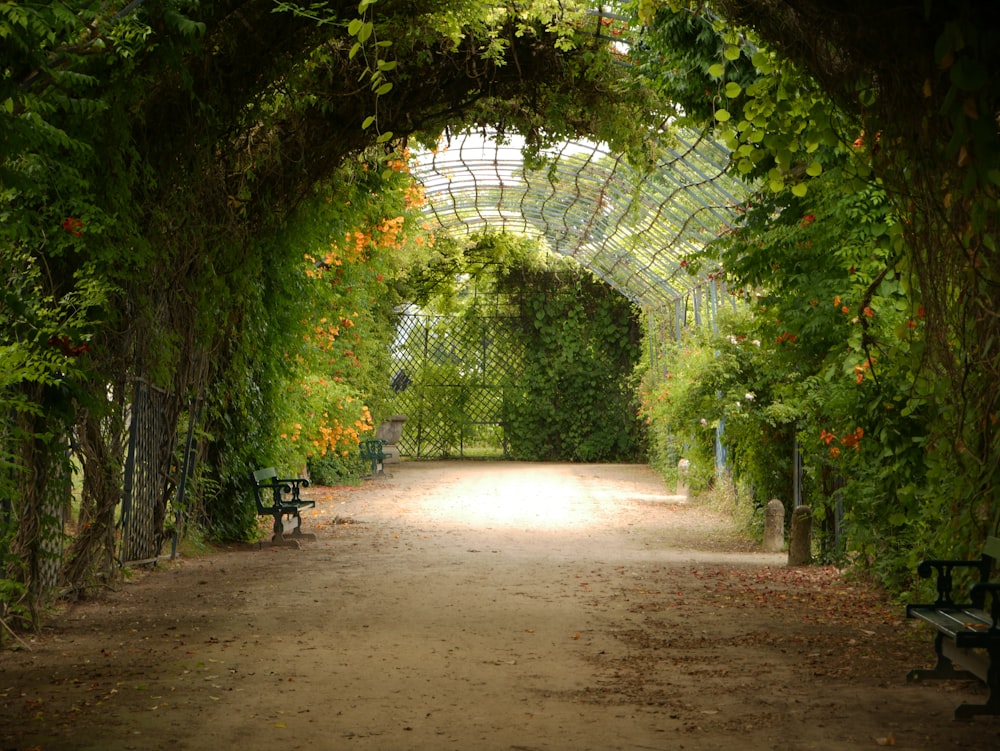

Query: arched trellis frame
410 128 752 467
412 128 748 315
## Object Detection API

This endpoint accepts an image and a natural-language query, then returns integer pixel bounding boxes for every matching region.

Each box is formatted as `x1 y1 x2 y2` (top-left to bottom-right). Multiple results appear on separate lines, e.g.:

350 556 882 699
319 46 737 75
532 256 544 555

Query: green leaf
362 115 375 129
951 57 988 92
376 130 393 143
714 108 731 123
724 45 741 61
163 9 206 37
718 125 738 149
791 182 808 197
348 18 363 36
751 51 774 75
724 81 742 98
377 59 397 71
708 63 725 78
349 42 361 59
358 21 373 43
374 82 393 96
806 161 823 177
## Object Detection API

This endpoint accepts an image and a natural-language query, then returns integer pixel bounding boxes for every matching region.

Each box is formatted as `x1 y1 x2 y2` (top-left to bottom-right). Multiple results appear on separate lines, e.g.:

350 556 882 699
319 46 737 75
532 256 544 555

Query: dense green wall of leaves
640 163 954 592
500 267 645 462
632 0 1000 595
398 233 645 462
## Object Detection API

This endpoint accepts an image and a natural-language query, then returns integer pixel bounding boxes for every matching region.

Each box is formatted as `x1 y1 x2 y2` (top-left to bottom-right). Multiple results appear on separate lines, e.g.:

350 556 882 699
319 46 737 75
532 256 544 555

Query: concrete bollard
787 505 813 566
677 458 690 497
763 498 785 553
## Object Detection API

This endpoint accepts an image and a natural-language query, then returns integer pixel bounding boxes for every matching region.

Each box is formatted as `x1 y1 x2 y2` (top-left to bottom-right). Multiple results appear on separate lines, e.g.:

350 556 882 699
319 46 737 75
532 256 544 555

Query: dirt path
2 461 998 750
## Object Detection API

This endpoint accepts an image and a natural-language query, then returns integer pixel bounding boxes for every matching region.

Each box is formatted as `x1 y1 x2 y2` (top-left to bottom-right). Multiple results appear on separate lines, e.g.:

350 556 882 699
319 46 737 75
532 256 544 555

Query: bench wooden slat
941 638 990 684
907 605 993 644
983 536 1000 561
253 466 278 483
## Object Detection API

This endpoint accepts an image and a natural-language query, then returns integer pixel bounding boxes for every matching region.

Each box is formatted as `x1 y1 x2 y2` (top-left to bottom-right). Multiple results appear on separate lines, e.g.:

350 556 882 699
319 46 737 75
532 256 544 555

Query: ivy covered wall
500 266 645 462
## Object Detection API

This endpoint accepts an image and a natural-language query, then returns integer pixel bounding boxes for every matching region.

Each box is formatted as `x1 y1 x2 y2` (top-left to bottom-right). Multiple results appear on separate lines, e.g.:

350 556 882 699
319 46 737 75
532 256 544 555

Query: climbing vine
499 262 645 462
2 0 660 614
629 0 1000 590
397 233 645 461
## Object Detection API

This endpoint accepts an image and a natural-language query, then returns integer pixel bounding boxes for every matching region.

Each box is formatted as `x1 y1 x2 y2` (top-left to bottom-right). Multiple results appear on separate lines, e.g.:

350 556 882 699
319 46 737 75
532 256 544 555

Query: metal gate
388 312 523 458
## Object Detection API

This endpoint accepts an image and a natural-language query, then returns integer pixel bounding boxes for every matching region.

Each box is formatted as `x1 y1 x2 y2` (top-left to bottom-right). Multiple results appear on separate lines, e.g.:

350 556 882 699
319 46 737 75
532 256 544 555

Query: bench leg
271 513 286 545
289 510 306 537
270 512 301 545
907 633 979 683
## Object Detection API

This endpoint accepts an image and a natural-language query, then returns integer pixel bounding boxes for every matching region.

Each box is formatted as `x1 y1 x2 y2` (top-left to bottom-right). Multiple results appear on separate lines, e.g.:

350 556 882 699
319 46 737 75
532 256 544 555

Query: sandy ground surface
2 461 999 750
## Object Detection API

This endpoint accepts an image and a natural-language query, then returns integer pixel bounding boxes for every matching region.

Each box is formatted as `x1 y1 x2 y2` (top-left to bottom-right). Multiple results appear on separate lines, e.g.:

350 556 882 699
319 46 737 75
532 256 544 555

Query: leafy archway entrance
387 237 646 462
392 128 743 463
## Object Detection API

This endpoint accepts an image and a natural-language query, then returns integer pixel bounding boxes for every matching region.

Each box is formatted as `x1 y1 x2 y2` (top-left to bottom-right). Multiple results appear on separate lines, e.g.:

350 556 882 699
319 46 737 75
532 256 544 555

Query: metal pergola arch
411 127 750 314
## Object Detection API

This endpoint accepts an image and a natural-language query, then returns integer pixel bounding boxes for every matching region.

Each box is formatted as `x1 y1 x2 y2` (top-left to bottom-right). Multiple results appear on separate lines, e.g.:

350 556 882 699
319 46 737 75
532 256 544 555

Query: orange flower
61 216 83 237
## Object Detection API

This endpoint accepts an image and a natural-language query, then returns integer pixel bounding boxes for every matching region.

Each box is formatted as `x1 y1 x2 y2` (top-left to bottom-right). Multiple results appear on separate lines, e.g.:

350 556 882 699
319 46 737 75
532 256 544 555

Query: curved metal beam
412 129 749 308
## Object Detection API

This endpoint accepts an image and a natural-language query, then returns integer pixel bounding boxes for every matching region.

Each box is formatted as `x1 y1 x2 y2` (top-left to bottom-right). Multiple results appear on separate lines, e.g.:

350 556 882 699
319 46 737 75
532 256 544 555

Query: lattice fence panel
388 312 523 458
120 380 175 563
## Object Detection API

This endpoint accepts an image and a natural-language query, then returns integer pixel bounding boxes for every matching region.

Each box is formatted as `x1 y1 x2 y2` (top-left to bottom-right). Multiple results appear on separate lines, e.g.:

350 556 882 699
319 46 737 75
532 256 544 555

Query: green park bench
249 466 316 545
905 535 1000 720
359 438 388 477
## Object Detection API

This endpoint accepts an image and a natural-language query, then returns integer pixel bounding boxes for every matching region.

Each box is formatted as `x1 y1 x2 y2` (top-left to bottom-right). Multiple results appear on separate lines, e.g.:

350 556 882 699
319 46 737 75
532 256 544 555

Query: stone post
763 499 785 553
677 458 690 497
787 505 813 566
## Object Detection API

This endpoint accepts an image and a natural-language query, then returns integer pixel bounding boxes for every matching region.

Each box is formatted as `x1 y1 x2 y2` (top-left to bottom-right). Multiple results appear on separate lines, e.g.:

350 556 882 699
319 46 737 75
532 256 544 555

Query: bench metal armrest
916 556 992 607
253 476 310 509
970 582 1000 629
272 476 310 501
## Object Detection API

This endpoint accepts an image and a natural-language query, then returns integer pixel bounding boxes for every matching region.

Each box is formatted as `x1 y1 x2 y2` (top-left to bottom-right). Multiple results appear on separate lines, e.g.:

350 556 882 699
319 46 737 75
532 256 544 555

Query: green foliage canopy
1 0 665 603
